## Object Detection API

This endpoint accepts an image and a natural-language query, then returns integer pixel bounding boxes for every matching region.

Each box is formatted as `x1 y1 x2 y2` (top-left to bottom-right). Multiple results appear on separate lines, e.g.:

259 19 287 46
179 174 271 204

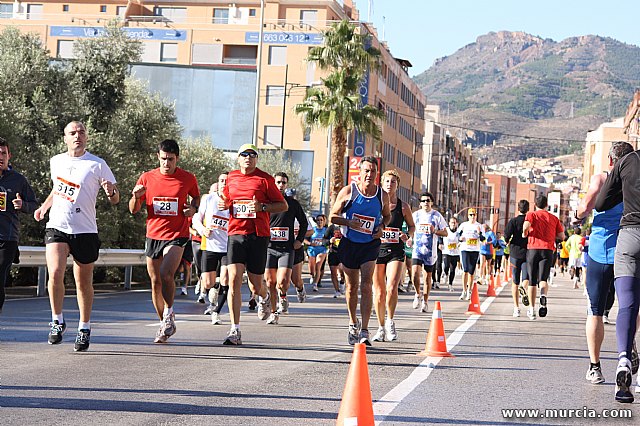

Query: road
1 272 638 425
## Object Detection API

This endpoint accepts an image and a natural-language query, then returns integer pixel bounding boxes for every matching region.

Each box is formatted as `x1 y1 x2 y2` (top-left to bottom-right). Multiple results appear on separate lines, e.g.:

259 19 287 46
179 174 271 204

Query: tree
256 148 312 212
294 20 384 203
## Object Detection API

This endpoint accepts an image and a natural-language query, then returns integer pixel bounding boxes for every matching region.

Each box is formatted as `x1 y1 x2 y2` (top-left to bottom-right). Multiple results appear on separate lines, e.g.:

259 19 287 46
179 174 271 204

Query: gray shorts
614 227 640 279
266 247 294 270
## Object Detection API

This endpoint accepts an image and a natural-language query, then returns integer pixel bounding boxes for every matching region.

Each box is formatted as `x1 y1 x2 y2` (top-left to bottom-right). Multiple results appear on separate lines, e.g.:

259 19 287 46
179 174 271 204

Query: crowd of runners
1 123 639 403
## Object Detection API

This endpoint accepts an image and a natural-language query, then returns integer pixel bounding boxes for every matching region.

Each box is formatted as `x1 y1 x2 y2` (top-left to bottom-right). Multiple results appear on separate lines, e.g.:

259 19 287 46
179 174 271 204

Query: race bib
208 215 228 231
311 238 323 246
53 176 81 203
352 213 375 235
233 200 256 219
467 238 478 246
381 227 401 244
447 243 458 250
0 192 5 212
270 227 289 242
152 197 179 216
417 222 432 234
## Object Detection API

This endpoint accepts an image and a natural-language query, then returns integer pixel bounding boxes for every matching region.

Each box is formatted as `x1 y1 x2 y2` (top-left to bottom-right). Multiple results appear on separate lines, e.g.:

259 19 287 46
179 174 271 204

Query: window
223 45 257 65
192 43 223 65
160 43 178 62
213 8 229 24
100 5 107 13
62 5 69 12
303 127 311 142
57 40 75 59
264 126 283 147
116 6 127 17
154 6 187 23
26 4 43 20
266 85 284 106
249 8 256 17
0 3 13 18
300 10 317 26
268 46 287 66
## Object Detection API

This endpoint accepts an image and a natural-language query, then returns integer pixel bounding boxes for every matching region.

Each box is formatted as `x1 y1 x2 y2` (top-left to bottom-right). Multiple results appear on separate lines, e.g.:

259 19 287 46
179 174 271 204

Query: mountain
413 31 640 164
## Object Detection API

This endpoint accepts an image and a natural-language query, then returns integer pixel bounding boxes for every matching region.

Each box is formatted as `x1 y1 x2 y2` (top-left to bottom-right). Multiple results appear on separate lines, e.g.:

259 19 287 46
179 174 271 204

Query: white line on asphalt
373 285 505 424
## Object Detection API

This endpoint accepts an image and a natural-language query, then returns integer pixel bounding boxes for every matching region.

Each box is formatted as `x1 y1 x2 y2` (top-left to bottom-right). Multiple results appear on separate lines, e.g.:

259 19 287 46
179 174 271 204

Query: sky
365 0 640 76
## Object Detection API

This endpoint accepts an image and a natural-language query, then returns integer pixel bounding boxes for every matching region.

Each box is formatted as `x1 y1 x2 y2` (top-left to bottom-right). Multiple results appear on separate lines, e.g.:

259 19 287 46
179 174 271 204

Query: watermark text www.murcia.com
501 407 632 419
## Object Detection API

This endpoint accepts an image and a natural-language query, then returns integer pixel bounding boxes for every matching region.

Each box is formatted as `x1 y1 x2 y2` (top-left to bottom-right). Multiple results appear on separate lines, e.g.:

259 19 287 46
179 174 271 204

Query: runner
129 139 200 343
558 235 570 275
0 137 38 314
494 231 506 276
34 121 119 351
442 216 461 293
575 141 633 385
289 188 314 303
457 208 483 300
504 200 530 317
566 228 584 289
479 224 496 285
522 194 564 320
329 156 390 346
264 172 308 324
432 236 443 289
325 221 345 297
306 214 328 292
192 175 230 325
372 170 415 342
411 192 447 313
219 144 288 345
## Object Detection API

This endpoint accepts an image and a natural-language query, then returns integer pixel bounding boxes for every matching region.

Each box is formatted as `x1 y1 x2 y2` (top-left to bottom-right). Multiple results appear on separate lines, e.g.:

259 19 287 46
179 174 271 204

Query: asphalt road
1 271 638 425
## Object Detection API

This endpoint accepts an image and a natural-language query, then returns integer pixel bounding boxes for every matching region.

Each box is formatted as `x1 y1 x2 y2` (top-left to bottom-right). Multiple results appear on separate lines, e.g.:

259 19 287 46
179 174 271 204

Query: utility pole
251 0 266 146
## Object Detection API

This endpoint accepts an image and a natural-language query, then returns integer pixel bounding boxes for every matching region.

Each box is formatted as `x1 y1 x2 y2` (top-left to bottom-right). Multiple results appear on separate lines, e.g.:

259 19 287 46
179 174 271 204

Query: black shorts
45 228 101 265
560 257 569 266
328 251 340 267
526 249 554 286
411 258 435 272
182 241 194 264
293 247 305 265
266 248 294 269
376 246 405 264
227 234 269 275
192 240 203 275
338 238 380 270
145 237 189 260
201 251 228 273
510 257 529 285
482 253 493 261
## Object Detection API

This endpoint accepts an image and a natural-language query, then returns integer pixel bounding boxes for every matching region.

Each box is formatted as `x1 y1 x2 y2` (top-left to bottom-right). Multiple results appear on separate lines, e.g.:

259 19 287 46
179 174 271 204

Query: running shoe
398 284 406 294
448 284 454 292
465 290 471 301
257 293 271 320
223 328 242 345
372 327 386 342
266 312 279 325
196 292 206 303
180 286 188 296
296 288 307 303
459 291 466 300
278 296 289 314
585 365 605 384
163 312 176 337
333 291 341 298
210 312 222 325
518 286 529 306
385 319 398 341
348 320 361 345
434 282 440 289
513 307 520 318
603 315 610 324
527 308 536 320
359 329 372 346
154 326 168 343
208 285 219 306
316 280 323 288
74 329 91 352
312 284 319 292
631 341 639 375
615 358 634 403
421 300 428 313
204 304 216 315
47 320 66 345
248 296 257 311
539 295 548 318
412 293 421 309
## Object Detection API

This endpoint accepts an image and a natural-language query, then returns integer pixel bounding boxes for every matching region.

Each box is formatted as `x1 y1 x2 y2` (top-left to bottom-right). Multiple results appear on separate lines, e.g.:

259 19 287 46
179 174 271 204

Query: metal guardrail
13 246 146 297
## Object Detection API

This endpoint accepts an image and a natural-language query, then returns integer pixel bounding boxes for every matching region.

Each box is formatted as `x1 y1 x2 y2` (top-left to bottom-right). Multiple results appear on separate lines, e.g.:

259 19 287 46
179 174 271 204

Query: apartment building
582 117 628 193
0 0 425 210
484 173 517 233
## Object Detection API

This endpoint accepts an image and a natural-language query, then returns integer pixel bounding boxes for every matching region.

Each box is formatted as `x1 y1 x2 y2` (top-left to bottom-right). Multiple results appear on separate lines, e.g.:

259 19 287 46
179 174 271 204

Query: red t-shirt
223 167 285 237
525 209 564 250
136 168 200 240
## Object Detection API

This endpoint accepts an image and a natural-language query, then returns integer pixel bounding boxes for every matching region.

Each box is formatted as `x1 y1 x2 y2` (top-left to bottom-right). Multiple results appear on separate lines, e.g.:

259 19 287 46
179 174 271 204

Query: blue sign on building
50 26 187 41
245 31 323 45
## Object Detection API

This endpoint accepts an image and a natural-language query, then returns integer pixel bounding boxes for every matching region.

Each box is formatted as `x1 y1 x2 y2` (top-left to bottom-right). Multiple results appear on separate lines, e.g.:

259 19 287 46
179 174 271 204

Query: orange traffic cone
419 301 454 357
336 343 374 426
503 268 509 284
486 275 496 297
466 282 483 315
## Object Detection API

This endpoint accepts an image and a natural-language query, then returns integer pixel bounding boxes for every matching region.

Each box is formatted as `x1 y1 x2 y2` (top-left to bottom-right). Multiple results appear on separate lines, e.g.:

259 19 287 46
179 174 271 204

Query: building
623 89 640 142
0 0 426 210
582 117 629 193
484 173 517 233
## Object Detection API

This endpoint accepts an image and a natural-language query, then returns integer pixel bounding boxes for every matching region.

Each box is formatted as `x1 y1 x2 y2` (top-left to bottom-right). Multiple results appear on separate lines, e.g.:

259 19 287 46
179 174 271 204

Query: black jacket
0 168 38 241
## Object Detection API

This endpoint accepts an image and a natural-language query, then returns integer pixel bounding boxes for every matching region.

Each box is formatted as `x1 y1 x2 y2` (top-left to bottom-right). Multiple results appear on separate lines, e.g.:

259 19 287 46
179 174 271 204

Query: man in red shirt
219 144 288 345
523 194 564 320
129 139 200 343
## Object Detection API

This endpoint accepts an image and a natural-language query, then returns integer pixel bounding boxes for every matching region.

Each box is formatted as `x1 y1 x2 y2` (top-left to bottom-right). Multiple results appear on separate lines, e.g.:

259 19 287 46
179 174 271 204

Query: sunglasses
275 180 288 184
421 199 432 203
468 213 476 216
239 151 258 158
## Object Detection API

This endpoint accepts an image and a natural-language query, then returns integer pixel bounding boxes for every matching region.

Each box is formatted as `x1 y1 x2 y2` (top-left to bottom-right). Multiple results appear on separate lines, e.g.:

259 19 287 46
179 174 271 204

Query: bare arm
522 220 531 237
380 191 391 227
33 191 54 221
329 185 355 227
577 173 606 219
401 202 416 242
129 184 146 214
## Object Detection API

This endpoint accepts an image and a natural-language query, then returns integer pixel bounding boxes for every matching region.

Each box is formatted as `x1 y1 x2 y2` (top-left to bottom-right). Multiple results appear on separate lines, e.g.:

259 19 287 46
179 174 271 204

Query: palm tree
294 19 384 204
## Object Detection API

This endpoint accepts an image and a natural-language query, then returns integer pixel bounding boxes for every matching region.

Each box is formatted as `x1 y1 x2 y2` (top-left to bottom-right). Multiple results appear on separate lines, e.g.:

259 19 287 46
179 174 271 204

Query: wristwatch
109 188 117 197
261 203 268 212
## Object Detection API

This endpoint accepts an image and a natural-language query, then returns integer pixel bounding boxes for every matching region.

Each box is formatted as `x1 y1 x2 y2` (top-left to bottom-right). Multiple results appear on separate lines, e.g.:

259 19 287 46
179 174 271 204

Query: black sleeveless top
380 199 404 250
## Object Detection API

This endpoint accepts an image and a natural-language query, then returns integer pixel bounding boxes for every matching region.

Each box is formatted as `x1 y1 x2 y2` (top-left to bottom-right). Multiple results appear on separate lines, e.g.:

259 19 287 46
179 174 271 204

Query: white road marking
373 285 505 424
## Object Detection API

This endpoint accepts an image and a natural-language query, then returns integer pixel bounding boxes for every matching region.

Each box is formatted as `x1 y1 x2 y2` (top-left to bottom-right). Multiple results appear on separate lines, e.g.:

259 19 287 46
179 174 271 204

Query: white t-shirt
412 209 447 264
193 192 229 253
46 151 116 234
458 221 483 252
442 227 461 256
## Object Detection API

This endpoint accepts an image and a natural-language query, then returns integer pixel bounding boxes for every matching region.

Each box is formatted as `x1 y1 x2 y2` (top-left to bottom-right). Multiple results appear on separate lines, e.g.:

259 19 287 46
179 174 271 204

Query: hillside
413 31 640 164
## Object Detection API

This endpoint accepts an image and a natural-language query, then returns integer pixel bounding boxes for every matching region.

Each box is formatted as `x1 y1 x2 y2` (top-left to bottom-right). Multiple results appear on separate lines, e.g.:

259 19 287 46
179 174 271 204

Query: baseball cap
468 208 476 215
237 143 258 155
285 188 297 197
